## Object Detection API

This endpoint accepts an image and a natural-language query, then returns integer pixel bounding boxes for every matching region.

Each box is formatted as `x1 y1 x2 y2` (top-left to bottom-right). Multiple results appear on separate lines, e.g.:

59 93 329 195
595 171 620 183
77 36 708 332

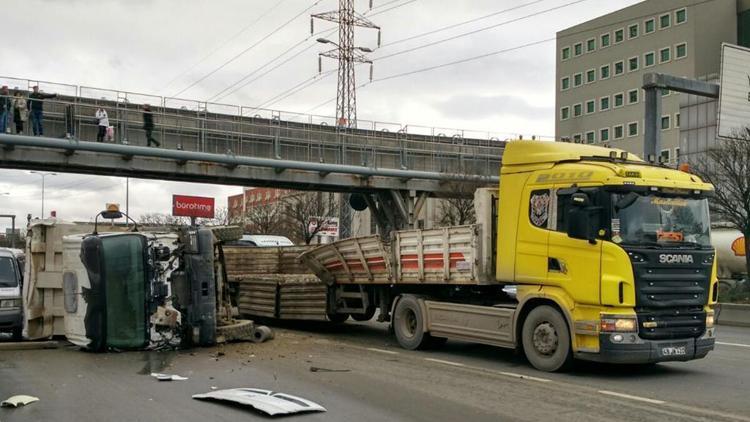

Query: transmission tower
312 0 380 128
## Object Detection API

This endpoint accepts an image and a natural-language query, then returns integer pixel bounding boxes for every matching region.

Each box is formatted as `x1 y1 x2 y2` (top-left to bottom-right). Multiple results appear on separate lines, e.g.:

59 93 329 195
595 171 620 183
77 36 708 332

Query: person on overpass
0 86 10 134
142 104 159 147
12 90 28 135
95 107 109 142
28 85 57 136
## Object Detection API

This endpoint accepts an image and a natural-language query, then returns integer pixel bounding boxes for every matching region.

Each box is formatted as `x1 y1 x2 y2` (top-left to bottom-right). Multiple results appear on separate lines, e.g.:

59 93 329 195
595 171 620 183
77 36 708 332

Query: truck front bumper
0 308 23 332
575 328 715 364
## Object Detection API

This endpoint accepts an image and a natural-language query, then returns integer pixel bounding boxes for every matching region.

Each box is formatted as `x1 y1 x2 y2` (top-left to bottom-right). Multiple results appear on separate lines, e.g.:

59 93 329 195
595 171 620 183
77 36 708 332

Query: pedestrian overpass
0 76 512 229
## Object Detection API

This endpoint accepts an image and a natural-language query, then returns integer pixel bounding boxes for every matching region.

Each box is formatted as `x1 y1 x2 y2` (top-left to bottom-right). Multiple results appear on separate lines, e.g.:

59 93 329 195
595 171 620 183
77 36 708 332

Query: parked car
0 248 24 340
229 235 294 247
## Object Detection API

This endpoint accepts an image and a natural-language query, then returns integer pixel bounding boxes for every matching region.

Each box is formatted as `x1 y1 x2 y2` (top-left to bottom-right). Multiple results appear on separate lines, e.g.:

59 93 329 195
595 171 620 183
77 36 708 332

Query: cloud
434 93 553 120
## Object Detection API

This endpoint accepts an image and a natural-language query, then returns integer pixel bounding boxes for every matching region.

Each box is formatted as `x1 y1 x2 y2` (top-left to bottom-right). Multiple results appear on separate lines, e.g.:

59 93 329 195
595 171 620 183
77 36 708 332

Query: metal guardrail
0 76 520 177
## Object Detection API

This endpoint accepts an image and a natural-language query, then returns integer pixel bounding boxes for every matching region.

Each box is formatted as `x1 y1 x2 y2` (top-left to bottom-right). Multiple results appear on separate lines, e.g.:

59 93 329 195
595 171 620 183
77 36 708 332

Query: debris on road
192 388 326 416
150 372 188 381
0 341 61 351
251 325 274 343
1 395 40 408
309 366 351 373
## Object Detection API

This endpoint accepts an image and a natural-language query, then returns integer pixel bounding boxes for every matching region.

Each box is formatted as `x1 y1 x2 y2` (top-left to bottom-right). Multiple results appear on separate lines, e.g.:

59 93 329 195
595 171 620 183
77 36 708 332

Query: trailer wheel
210 226 243 242
521 305 573 372
351 306 376 322
393 295 433 350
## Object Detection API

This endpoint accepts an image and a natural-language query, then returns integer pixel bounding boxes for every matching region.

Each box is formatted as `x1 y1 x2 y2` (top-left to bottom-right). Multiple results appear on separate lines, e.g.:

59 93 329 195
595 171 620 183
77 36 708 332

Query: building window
660 149 671 164
675 147 681 163
614 60 624 76
661 115 671 130
574 42 583 56
573 103 582 117
628 56 639 72
614 125 624 139
574 72 583 87
561 106 570 120
587 38 596 52
614 92 624 108
660 47 671 63
600 64 610 79
586 131 596 144
573 133 582 143
601 33 610 48
628 89 639 104
645 18 655 34
644 51 655 67
562 46 571 60
628 23 639 39
561 76 570 90
614 28 624 43
586 99 595 114
661 88 670 97
676 8 687 25
586 69 596 83
600 96 610 111
628 122 638 137
675 42 687 59
660 13 671 29
600 128 610 142
675 112 680 128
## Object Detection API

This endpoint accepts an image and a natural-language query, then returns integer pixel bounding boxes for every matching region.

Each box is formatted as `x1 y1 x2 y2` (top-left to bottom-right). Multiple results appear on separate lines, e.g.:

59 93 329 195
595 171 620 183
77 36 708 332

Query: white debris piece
1 395 40 407
150 372 188 381
193 388 326 416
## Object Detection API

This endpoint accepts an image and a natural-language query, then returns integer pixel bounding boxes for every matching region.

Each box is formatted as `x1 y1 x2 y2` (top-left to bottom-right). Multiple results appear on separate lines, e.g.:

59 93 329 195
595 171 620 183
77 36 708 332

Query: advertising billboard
172 195 215 218
718 43 750 139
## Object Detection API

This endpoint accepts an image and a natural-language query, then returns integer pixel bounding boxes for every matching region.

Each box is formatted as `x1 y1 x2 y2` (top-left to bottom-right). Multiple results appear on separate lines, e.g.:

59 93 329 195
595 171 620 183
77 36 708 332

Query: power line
381 0 548 48
368 0 417 16
172 0 323 98
373 0 590 61
160 1 288 93
254 70 336 111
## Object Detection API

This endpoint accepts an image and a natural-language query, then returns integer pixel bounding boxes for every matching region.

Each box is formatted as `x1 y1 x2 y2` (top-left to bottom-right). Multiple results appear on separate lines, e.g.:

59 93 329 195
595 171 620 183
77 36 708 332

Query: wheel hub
532 322 558 355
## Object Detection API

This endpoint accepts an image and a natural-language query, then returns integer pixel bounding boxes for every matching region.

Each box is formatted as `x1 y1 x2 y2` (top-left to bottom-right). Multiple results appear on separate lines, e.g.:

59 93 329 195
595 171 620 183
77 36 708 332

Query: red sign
172 195 215 218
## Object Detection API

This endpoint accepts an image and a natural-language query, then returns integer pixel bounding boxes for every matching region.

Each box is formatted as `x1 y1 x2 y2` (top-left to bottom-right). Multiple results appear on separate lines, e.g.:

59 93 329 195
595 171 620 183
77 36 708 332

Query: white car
0 248 24 340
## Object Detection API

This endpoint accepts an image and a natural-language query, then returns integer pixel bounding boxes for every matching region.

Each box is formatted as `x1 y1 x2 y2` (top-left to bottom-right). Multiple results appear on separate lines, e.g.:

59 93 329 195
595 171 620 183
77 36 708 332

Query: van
0 248 24 340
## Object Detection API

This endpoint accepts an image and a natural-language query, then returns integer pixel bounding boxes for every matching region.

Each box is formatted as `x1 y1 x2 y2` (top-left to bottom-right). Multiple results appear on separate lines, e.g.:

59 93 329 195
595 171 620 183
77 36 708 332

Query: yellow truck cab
498 141 716 370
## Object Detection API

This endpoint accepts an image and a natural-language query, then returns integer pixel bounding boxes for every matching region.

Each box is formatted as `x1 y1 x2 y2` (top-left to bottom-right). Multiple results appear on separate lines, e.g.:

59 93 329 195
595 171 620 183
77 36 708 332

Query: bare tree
198 206 231 226
691 134 750 275
138 213 186 227
244 202 287 235
282 191 335 244
435 180 490 227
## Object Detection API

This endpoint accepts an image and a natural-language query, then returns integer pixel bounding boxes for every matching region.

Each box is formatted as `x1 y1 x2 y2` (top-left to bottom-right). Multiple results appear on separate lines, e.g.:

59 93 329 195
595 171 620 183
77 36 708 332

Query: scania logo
659 254 694 264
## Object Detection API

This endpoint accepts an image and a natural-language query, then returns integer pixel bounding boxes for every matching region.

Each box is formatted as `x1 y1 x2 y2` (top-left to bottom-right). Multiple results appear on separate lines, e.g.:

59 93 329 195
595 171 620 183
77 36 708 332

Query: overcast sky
0 0 641 231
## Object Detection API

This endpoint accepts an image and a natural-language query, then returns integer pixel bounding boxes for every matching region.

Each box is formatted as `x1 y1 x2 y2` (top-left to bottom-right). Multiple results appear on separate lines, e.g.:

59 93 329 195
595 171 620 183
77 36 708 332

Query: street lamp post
29 171 56 219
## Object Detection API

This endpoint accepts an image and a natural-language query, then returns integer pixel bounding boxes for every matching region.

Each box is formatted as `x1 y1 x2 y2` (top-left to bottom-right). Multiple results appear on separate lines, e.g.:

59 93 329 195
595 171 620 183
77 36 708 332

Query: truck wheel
12 327 22 341
211 226 243 242
393 295 433 350
351 306 376 322
216 319 254 342
327 313 350 323
521 305 573 372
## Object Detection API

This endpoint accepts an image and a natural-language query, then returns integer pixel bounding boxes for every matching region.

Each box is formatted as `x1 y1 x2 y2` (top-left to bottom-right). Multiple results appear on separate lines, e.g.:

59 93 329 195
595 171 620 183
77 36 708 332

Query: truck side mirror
567 208 590 241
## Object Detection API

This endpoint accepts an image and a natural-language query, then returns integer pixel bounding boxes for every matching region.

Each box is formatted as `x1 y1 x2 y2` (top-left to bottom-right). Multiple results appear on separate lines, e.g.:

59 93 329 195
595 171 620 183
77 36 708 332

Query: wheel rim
532 321 559 356
401 308 418 339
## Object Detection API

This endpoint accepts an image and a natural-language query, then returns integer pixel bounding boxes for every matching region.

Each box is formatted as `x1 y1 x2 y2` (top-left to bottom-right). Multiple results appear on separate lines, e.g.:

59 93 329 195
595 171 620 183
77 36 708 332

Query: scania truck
286 140 718 371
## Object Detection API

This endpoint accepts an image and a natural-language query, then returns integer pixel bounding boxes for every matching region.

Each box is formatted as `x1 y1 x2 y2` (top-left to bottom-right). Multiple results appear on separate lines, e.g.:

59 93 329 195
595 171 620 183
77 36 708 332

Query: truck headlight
706 313 715 328
601 317 637 332
0 299 21 308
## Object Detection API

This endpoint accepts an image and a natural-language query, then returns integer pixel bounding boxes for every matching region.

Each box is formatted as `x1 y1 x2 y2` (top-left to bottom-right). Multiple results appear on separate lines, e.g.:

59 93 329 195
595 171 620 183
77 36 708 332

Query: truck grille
637 307 705 340
627 249 713 309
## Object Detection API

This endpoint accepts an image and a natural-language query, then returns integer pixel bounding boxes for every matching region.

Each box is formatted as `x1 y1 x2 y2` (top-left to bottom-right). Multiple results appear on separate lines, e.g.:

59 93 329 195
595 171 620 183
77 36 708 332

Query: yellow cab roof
502 140 713 192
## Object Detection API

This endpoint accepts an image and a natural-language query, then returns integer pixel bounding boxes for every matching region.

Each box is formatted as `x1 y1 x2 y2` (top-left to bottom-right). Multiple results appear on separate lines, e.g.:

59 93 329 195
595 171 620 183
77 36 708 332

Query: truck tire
393 295 434 350
327 312 350 323
211 226 243 242
216 319 254 342
351 306 376 322
521 305 573 372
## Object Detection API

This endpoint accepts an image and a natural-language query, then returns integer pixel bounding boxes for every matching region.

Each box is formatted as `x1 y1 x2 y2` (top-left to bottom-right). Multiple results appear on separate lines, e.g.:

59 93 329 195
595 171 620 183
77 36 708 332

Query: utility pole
312 0 380 129
29 171 56 219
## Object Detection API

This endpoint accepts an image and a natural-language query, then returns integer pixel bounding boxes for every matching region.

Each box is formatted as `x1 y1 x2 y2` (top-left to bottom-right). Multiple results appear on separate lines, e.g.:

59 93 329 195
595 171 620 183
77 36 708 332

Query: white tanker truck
712 226 747 291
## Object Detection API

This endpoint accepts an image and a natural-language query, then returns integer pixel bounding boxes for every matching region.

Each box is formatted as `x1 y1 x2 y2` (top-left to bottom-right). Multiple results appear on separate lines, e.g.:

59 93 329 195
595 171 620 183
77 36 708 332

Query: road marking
716 341 750 348
366 347 399 355
598 390 665 405
424 357 465 367
497 371 551 383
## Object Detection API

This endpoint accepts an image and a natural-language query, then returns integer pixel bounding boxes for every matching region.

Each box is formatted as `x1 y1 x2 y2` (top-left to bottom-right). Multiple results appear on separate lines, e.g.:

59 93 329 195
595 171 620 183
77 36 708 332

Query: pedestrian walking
143 104 159 147
95 107 109 142
28 85 57 136
0 86 10 134
12 90 28 134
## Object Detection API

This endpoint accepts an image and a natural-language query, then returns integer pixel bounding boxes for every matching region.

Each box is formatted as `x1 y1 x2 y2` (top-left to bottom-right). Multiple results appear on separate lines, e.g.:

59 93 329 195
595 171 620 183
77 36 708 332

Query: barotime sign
172 195 215 218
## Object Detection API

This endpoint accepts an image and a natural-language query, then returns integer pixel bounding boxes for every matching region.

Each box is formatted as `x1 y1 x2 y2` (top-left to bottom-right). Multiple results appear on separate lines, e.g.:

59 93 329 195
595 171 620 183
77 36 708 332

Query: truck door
547 187 602 306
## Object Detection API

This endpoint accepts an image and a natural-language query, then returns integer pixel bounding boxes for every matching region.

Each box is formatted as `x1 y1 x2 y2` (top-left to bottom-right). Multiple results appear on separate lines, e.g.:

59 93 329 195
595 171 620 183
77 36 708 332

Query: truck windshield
612 193 711 248
0 257 18 287
102 235 147 349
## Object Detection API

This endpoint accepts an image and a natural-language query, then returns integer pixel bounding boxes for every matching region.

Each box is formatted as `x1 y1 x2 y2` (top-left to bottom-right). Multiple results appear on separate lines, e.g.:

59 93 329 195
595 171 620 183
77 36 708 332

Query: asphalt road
1 322 749 422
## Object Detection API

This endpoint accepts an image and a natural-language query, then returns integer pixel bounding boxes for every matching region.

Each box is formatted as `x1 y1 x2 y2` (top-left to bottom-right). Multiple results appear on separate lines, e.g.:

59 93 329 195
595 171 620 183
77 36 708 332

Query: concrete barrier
716 303 750 327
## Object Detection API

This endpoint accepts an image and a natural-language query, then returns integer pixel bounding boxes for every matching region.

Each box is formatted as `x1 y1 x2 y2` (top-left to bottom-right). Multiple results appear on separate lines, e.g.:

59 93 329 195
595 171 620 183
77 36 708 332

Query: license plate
660 344 687 356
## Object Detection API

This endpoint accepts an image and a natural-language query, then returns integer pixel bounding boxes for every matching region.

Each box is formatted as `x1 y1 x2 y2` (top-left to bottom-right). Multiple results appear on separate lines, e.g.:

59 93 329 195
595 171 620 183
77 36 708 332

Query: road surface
1 322 749 421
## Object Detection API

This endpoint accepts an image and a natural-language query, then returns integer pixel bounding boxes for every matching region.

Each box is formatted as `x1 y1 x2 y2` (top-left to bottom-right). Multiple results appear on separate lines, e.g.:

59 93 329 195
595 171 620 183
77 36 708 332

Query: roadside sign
731 236 746 257
718 43 750 139
309 216 339 237
173 195 215 218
